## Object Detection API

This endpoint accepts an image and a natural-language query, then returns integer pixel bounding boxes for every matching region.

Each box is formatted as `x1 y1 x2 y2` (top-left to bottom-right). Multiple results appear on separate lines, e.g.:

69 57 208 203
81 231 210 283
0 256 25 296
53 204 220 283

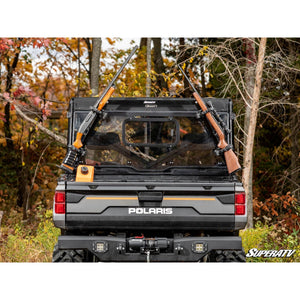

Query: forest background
0 37 299 262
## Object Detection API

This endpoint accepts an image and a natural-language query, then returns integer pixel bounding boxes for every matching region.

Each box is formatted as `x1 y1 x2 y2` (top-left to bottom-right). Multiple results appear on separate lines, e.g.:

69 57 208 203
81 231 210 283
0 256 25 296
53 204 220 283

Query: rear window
79 113 225 170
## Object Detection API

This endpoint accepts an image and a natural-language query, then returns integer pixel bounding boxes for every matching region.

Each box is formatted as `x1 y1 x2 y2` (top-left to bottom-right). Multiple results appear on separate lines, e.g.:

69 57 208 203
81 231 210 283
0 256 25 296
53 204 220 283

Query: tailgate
65 181 236 231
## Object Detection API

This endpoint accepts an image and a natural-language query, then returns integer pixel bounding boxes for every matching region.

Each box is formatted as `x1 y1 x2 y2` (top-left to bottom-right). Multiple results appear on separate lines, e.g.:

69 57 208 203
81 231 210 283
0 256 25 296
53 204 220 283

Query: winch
127 237 170 254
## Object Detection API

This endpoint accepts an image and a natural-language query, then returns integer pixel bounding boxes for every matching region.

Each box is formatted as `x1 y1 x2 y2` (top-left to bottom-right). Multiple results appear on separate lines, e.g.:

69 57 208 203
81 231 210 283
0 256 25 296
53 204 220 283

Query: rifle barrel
94 45 138 108
61 45 138 173
178 64 241 174
178 65 199 94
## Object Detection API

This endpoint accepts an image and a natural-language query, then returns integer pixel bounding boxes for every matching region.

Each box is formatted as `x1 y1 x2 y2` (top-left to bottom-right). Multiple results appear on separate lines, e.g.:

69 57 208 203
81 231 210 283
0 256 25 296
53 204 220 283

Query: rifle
61 46 138 173
178 65 241 174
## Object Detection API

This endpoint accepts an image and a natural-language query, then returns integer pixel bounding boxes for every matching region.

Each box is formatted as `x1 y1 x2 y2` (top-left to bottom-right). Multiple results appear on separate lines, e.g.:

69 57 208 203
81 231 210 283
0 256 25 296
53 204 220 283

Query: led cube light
94 242 108 253
195 243 204 252
96 243 105 252
192 242 207 253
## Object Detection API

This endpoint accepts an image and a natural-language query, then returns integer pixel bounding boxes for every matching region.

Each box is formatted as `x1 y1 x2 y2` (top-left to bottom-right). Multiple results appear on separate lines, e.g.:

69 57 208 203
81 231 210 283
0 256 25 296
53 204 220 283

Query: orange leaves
106 38 116 45
253 192 300 233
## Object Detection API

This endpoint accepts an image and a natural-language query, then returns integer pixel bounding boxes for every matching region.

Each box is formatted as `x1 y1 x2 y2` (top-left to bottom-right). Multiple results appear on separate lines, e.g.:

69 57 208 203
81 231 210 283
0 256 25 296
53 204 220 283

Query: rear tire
52 243 89 262
207 249 246 262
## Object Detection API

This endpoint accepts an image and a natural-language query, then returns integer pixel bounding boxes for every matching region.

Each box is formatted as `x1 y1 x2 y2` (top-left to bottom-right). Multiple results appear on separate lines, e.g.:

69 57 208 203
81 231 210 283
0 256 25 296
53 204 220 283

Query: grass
0 210 299 262
0 210 60 262
240 222 300 262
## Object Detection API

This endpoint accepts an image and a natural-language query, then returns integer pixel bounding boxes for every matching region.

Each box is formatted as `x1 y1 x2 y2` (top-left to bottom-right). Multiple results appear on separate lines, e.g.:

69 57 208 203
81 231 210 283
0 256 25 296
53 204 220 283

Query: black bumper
58 235 242 262
65 213 235 231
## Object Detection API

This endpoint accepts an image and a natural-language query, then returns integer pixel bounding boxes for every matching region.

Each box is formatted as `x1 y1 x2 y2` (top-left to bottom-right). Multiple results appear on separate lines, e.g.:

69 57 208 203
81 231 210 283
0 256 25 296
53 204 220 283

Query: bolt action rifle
61 46 138 173
178 65 241 174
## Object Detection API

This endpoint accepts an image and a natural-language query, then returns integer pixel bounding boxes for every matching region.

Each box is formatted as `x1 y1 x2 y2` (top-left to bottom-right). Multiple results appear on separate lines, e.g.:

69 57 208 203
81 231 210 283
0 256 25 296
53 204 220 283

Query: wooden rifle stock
193 92 241 174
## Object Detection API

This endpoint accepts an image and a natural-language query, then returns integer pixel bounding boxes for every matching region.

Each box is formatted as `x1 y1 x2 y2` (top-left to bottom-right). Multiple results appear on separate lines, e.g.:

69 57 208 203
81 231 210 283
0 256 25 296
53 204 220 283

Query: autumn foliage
0 37 299 262
254 193 300 234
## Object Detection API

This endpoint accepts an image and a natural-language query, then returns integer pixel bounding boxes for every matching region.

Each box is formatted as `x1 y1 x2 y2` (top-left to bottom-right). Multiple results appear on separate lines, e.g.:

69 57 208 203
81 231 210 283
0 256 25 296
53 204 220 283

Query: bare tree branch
62 40 90 74
207 47 250 108
0 95 67 145
25 141 52 214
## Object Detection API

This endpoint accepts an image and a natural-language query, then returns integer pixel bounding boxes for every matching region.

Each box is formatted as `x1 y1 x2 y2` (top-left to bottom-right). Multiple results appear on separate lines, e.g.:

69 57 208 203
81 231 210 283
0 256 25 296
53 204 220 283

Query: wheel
206 249 246 262
52 243 90 262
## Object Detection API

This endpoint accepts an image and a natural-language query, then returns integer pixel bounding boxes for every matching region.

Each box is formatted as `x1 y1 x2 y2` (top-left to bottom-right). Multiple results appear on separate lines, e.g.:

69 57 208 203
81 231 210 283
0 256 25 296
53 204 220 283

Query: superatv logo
128 208 173 215
246 248 295 258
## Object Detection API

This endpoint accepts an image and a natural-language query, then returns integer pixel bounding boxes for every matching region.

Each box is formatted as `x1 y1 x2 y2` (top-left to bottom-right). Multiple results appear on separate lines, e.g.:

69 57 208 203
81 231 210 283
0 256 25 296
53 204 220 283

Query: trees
0 38 62 216
173 38 299 228
139 37 168 96
0 38 103 218
242 38 267 228
146 38 151 97
243 38 256 227
90 38 102 96
0 37 298 229
152 38 167 92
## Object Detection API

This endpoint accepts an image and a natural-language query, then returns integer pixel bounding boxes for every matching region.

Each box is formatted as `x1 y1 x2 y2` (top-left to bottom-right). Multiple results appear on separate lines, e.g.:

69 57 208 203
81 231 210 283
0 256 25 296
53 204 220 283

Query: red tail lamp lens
235 193 245 204
55 191 65 203
55 191 65 214
55 203 65 214
235 204 245 215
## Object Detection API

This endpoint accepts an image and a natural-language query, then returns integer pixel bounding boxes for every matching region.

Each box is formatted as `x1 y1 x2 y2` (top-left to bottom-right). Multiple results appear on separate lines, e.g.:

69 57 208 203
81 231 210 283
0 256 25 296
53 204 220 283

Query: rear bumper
57 235 243 262
65 213 235 231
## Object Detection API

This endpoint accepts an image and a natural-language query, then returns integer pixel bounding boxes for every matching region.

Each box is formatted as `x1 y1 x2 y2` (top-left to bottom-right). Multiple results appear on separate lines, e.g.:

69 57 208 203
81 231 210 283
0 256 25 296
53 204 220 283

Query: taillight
235 192 245 215
235 204 245 215
235 193 245 204
54 191 65 214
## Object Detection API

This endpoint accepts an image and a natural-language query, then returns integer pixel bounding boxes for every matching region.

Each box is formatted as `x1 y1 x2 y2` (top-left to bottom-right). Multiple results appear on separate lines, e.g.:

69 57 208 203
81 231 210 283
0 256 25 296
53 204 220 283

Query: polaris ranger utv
52 47 247 262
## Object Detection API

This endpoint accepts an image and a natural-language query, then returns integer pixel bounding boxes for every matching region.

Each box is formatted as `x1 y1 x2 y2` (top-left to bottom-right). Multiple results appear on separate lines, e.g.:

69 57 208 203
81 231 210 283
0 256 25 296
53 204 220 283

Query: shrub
0 209 60 262
240 222 300 262
253 192 300 234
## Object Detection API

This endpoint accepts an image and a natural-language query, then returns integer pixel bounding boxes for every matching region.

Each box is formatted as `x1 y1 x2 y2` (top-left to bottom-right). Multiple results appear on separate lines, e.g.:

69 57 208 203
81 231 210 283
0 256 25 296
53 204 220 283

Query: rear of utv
52 96 246 262
52 47 246 262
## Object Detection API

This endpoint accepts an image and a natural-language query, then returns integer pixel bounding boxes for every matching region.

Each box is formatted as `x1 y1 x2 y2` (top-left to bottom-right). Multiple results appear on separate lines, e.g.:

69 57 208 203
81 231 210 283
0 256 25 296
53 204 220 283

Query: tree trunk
4 51 20 150
140 38 147 50
3 50 25 210
243 38 256 228
243 38 267 228
146 38 151 97
152 38 167 92
84 38 92 83
90 38 102 96
77 38 81 97
0 211 3 228
178 38 192 97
